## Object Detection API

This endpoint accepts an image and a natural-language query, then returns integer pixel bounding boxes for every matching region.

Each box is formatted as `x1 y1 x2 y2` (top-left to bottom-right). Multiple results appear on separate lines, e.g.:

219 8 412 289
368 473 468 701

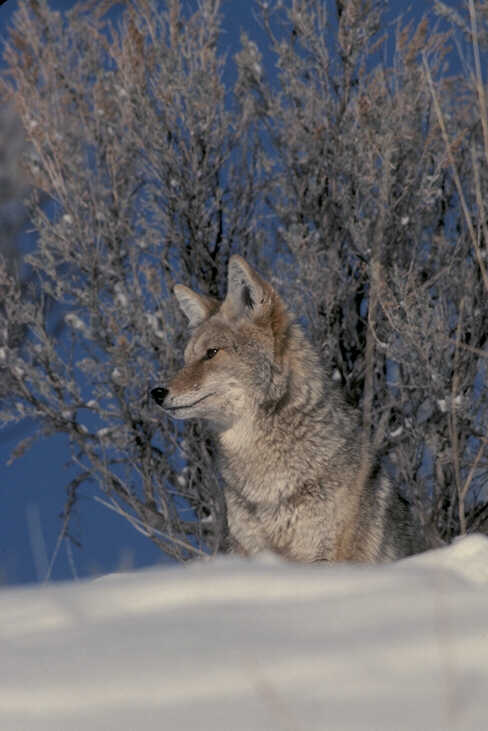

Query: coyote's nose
151 386 169 406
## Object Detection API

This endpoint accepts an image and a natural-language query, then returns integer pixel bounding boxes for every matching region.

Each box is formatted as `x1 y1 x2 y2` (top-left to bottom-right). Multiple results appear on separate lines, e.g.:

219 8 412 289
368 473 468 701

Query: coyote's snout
151 255 424 563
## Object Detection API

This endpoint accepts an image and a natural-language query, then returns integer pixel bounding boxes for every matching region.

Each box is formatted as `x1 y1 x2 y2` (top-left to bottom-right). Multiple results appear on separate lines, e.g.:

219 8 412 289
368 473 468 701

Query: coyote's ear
173 285 220 328
227 255 273 318
226 256 289 352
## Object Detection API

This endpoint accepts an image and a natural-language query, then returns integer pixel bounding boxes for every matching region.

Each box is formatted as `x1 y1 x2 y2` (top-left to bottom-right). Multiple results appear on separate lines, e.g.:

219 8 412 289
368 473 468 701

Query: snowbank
1 535 488 731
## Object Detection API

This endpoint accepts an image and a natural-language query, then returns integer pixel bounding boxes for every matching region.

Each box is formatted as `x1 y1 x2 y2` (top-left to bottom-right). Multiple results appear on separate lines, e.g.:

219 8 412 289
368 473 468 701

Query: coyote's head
151 256 293 428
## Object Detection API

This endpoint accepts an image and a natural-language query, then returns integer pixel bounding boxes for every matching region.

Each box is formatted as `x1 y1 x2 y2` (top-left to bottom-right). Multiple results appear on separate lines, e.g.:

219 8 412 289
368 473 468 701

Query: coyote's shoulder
151 256 424 563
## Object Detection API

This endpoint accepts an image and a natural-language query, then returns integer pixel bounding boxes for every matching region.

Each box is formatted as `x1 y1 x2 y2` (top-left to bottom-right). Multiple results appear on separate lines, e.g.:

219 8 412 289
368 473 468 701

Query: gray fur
152 256 424 563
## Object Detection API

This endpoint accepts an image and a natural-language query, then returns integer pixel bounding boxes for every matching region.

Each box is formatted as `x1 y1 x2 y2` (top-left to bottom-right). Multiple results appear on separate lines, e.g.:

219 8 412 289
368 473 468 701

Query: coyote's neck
216 338 355 505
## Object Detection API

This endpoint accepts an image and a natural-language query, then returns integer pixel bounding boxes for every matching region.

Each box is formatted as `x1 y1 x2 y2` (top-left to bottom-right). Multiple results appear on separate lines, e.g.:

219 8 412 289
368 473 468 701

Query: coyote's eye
203 348 219 361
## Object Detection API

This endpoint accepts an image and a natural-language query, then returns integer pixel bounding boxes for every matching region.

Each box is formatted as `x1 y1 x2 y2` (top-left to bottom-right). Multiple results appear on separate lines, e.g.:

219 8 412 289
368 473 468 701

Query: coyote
151 256 424 563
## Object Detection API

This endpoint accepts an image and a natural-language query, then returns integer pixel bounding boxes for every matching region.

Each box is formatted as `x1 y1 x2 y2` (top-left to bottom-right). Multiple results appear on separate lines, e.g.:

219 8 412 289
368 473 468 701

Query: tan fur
151 256 424 563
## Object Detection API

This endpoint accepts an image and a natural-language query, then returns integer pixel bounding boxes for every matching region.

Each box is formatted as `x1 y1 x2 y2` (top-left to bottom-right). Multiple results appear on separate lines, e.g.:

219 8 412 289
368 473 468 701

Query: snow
1 536 488 731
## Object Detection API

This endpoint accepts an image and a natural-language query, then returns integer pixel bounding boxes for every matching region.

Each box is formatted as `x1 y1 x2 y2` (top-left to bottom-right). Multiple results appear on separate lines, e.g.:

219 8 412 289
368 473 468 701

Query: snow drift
1 535 488 731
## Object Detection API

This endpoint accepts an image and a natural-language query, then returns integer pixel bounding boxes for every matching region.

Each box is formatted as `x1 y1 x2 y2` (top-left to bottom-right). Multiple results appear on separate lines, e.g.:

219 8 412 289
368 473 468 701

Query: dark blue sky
0 0 458 585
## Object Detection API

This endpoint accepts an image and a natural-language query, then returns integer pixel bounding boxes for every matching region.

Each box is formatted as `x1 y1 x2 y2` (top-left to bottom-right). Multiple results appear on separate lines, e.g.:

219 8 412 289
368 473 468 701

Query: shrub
1 0 487 564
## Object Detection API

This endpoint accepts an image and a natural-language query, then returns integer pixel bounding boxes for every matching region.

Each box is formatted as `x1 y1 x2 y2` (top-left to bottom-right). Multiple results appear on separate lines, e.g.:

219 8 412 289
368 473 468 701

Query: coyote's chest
222 466 330 561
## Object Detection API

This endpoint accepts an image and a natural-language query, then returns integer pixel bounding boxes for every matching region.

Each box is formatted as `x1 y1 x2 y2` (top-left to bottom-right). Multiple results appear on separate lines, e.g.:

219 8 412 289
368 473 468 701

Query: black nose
151 386 169 406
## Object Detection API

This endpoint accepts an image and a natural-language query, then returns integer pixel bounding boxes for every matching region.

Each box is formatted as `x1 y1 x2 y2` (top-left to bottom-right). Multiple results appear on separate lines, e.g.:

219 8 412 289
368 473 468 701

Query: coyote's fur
151 256 424 563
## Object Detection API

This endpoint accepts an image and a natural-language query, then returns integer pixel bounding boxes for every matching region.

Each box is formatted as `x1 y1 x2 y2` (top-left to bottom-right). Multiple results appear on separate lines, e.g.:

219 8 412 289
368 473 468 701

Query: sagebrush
1 0 487 565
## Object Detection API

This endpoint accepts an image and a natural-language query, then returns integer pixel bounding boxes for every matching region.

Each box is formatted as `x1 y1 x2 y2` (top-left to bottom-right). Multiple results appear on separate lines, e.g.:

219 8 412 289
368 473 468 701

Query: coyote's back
151 256 424 563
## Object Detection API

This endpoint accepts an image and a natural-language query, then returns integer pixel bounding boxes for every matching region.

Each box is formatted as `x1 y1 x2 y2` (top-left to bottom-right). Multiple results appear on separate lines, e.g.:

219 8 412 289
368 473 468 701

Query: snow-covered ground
1 535 488 731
